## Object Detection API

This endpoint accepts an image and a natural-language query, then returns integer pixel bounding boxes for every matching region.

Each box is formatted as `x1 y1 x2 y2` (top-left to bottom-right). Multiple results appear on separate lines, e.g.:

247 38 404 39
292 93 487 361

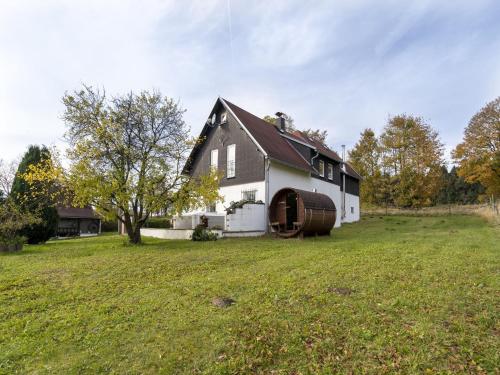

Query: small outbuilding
269 188 336 238
56 207 101 237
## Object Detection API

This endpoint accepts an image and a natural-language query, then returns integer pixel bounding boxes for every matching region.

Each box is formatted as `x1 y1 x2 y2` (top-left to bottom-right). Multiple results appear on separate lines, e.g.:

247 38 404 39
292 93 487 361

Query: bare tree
0 158 18 197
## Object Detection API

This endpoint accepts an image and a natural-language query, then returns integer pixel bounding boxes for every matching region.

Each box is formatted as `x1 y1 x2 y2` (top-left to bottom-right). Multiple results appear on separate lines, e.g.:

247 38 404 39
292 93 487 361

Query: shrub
191 225 218 241
101 220 119 232
144 216 171 229
22 206 58 244
0 199 40 250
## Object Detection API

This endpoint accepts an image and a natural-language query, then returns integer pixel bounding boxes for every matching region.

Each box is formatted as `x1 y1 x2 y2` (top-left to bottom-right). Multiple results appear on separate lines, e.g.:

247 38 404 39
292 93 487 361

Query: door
286 192 298 230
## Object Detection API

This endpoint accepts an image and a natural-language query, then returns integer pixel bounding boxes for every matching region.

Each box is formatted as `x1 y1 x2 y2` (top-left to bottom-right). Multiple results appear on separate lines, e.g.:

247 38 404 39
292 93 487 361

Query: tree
0 198 40 247
435 166 485 205
452 96 500 198
380 115 444 208
348 128 382 206
57 85 219 244
302 128 328 144
11 146 58 244
0 158 17 197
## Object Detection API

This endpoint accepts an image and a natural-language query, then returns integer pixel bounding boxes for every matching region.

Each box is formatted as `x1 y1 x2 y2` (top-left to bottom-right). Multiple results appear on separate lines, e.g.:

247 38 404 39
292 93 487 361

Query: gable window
328 163 333 180
210 149 218 170
220 112 228 124
227 144 236 178
242 189 257 202
319 160 325 177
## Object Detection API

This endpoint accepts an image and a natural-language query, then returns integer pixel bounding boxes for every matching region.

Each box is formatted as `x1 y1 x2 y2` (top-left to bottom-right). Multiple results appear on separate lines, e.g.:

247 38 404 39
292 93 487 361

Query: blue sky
0 0 499 163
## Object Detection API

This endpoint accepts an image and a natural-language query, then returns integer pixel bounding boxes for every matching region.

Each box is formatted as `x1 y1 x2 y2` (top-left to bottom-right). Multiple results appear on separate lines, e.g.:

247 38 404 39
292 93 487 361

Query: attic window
221 112 228 124
319 160 325 177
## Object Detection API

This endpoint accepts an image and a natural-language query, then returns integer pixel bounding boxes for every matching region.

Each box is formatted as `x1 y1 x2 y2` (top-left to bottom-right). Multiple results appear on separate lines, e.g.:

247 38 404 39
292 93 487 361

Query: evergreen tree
11 145 58 244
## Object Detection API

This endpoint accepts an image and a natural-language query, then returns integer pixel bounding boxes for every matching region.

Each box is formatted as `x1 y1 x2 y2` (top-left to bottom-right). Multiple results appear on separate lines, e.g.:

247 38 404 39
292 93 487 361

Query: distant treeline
348 97 499 208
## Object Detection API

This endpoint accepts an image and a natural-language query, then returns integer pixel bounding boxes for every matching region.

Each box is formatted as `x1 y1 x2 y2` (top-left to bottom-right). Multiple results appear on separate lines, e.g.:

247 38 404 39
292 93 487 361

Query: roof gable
220 99 311 171
184 98 361 180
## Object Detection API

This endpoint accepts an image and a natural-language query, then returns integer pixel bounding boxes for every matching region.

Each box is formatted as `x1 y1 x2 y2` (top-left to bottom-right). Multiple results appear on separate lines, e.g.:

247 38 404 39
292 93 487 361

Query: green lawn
1 216 498 374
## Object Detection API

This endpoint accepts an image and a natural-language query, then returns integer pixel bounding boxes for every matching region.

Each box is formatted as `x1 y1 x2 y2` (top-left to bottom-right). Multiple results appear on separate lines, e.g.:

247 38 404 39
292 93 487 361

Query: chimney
275 112 286 132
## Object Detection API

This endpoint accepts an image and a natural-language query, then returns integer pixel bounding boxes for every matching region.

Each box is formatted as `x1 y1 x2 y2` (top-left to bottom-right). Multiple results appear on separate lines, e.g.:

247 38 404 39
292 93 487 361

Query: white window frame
328 163 333 180
227 144 236 178
210 149 218 170
319 160 325 177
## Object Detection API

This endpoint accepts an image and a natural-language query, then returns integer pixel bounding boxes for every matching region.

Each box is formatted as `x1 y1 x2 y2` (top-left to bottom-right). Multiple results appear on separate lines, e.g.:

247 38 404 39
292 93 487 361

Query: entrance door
286 192 298 230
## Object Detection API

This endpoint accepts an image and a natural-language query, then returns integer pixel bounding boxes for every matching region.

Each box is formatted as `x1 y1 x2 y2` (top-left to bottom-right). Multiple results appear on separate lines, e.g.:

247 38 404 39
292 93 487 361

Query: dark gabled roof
184 98 361 180
286 131 343 163
223 99 311 171
56 207 100 219
343 163 362 180
285 130 362 179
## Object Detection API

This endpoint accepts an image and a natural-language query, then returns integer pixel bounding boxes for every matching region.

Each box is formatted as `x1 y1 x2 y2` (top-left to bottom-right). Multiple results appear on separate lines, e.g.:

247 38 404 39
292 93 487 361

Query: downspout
311 149 319 165
341 145 346 221
265 156 270 233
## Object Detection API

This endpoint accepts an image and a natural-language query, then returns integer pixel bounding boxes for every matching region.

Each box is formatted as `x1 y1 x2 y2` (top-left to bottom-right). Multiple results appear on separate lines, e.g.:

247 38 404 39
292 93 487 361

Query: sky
0 0 499 164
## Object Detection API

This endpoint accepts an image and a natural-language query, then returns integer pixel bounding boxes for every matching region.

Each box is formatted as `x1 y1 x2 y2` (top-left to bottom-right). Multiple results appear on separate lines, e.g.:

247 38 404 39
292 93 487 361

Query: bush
191 225 218 241
0 199 40 250
144 216 171 229
101 220 119 232
22 206 58 244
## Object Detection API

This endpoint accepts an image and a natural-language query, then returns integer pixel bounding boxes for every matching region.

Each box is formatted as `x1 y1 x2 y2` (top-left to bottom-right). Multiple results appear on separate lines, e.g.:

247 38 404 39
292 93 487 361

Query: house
177 97 361 236
56 207 101 237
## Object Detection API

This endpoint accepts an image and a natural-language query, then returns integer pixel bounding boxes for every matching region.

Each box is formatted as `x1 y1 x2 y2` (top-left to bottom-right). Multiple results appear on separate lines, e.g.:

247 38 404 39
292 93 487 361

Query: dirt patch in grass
212 297 236 308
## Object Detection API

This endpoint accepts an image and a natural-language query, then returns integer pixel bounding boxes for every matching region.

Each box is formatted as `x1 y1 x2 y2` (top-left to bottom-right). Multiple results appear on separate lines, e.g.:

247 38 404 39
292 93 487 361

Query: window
328 163 333 180
351 207 354 214
207 204 216 213
319 160 325 177
220 112 227 124
210 149 218 170
227 144 236 178
242 189 257 202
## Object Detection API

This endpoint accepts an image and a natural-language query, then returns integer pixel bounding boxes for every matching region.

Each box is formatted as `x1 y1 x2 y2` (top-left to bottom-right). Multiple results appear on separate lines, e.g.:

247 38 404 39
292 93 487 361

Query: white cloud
0 0 498 164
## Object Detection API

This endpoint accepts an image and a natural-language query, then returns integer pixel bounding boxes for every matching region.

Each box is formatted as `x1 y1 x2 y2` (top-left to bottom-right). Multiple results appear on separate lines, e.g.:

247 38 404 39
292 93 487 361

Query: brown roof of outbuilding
56 207 100 219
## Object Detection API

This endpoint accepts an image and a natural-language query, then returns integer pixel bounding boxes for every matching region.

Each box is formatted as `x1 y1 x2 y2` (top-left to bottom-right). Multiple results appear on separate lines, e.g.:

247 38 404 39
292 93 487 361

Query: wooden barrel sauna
269 188 336 238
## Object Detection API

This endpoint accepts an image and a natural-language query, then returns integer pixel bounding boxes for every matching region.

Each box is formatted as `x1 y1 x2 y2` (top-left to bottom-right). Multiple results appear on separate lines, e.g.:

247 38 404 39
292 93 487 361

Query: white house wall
343 193 360 223
225 203 266 232
268 162 342 228
216 181 266 213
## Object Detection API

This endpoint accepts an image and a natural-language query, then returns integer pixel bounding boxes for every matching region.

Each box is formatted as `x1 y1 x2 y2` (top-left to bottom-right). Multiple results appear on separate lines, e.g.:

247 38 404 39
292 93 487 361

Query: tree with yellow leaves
26 86 220 244
452 97 500 200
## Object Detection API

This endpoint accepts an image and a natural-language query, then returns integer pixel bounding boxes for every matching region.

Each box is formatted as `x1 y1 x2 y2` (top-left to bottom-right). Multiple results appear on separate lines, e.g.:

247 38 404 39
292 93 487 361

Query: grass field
1 216 498 374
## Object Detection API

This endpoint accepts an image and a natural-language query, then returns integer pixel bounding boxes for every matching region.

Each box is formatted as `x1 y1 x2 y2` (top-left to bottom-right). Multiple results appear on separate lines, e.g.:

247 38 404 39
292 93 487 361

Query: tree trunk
130 226 142 244
123 214 142 244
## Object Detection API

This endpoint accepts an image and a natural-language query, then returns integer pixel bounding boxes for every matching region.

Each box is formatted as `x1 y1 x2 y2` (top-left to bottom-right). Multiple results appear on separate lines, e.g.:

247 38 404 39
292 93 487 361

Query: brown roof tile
223 99 311 171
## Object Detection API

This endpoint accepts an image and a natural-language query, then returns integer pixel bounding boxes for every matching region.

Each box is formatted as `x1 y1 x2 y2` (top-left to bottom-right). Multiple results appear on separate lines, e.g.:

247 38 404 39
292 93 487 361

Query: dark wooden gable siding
311 154 341 186
340 174 360 196
285 139 311 162
189 106 265 187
